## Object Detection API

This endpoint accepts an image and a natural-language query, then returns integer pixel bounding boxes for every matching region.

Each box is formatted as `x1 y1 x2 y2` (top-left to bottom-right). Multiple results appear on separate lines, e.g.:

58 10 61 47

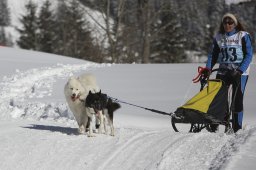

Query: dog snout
95 102 103 110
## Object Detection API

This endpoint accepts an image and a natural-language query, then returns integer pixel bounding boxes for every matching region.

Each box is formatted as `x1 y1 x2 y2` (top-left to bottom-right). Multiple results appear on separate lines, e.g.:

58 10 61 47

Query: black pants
216 73 248 132
216 74 243 112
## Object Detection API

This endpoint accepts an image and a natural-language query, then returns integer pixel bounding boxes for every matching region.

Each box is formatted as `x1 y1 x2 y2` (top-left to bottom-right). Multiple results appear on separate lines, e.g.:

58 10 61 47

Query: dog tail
112 102 121 112
108 98 121 112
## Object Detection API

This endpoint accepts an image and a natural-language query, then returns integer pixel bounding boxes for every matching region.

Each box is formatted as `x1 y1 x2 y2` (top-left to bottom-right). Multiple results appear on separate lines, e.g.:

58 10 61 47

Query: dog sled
171 67 239 133
109 67 239 133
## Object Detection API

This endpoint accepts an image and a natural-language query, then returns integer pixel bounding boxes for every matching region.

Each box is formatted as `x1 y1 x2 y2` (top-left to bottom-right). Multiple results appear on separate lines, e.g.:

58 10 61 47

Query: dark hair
218 20 245 34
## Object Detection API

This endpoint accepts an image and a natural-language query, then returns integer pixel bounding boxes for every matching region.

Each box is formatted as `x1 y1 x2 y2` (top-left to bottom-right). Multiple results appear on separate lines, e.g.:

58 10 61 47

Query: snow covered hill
0 47 256 170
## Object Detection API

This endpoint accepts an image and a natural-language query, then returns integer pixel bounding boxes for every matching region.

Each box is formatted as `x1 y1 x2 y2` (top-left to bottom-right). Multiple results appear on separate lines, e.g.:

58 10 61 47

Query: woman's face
223 17 236 33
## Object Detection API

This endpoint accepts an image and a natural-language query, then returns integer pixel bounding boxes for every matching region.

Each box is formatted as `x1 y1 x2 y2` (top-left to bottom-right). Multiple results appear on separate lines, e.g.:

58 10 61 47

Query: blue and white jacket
206 29 253 75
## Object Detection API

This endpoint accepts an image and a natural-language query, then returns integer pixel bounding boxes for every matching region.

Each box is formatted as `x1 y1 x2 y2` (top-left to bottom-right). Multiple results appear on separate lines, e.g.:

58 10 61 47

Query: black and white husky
86 91 121 136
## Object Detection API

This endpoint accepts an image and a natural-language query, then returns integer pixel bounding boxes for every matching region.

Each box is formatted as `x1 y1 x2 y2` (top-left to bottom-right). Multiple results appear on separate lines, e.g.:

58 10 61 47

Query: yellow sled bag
174 79 228 124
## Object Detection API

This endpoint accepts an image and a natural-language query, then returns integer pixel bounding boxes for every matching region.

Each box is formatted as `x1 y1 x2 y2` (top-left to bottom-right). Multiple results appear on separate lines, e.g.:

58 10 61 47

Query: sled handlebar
193 67 232 83
193 67 232 91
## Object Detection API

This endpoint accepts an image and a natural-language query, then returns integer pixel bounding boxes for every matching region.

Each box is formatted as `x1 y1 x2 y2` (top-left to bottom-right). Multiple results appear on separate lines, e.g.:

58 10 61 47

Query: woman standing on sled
201 13 253 132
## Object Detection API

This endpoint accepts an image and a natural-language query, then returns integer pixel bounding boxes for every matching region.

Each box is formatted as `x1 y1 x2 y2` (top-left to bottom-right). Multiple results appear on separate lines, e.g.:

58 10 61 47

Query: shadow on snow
23 124 79 135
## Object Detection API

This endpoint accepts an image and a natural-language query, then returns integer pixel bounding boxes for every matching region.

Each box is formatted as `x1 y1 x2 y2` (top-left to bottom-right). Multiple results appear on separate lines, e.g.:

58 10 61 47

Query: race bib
217 46 243 63
216 32 245 64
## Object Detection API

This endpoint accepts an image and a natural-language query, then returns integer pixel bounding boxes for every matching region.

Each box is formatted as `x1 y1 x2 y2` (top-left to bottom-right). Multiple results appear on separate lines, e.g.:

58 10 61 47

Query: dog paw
78 129 85 134
87 133 96 137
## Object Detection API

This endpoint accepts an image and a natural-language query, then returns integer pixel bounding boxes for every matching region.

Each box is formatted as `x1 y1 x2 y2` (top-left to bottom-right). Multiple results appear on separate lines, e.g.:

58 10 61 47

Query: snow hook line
108 96 173 116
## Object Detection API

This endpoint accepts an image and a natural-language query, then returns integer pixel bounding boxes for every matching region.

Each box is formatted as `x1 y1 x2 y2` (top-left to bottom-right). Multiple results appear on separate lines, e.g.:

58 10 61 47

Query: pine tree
54 0 99 61
38 0 55 53
0 27 6 45
53 1 68 55
0 0 11 46
16 1 39 50
151 2 186 63
0 0 10 26
68 0 93 59
0 27 13 46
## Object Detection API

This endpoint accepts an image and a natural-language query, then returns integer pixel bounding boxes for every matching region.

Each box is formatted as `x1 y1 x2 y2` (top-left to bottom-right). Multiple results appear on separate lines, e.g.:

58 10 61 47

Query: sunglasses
223 21 234 25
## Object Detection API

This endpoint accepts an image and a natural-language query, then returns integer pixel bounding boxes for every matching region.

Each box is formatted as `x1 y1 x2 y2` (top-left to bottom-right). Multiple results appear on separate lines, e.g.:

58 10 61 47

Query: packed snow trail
96 130 189 170
0 63 256 170
157 127 256 170
1 119 256 170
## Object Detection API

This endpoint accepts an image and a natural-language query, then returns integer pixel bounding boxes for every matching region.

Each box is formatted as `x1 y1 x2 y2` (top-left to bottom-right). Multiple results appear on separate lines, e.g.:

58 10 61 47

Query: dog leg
78 125 86 134
107 116 114 136
104 109 110 135
85 107 96 137
97 111 105 134
109 120 114 136
103 115 108 135
106 108 115 136
95 117 101 130
76 118 85 134
87 116 96 137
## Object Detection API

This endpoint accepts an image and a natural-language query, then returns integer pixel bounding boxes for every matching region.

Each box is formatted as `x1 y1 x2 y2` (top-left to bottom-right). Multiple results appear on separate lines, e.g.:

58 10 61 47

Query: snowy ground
0 47 256 170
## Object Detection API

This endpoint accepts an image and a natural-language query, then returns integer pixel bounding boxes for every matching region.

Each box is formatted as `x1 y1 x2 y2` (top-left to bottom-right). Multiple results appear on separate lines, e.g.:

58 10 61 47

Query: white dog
64 73 103 137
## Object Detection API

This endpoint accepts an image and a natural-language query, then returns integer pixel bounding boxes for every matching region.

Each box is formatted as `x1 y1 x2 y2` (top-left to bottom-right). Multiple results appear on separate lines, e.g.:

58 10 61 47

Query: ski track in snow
209 127 256 170
157 128 256 170
0 63 256 170
97 130 189 170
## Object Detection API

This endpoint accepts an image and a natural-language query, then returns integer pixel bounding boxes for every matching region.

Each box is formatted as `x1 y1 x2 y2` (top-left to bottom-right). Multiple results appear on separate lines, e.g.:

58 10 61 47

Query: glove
193 67 211 83
231 69 242 78
201 67 211 79
230 69 242 84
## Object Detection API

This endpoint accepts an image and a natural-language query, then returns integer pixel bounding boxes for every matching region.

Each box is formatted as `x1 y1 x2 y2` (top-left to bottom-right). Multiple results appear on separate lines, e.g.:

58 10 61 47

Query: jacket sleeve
206 38 220 69
238 33 253 73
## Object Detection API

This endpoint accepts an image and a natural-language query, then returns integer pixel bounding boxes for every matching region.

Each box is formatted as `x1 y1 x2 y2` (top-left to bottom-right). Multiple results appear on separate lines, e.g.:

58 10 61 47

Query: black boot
207 124 219 132
233 112 242 133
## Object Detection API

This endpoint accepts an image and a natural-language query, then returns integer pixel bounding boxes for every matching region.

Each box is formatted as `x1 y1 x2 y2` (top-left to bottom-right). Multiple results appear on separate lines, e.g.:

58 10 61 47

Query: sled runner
171 67 239 133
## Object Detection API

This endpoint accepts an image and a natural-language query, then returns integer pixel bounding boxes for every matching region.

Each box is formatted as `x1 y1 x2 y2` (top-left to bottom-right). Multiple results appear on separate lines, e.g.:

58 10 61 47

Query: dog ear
99 89 101 94
89 90 92 94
